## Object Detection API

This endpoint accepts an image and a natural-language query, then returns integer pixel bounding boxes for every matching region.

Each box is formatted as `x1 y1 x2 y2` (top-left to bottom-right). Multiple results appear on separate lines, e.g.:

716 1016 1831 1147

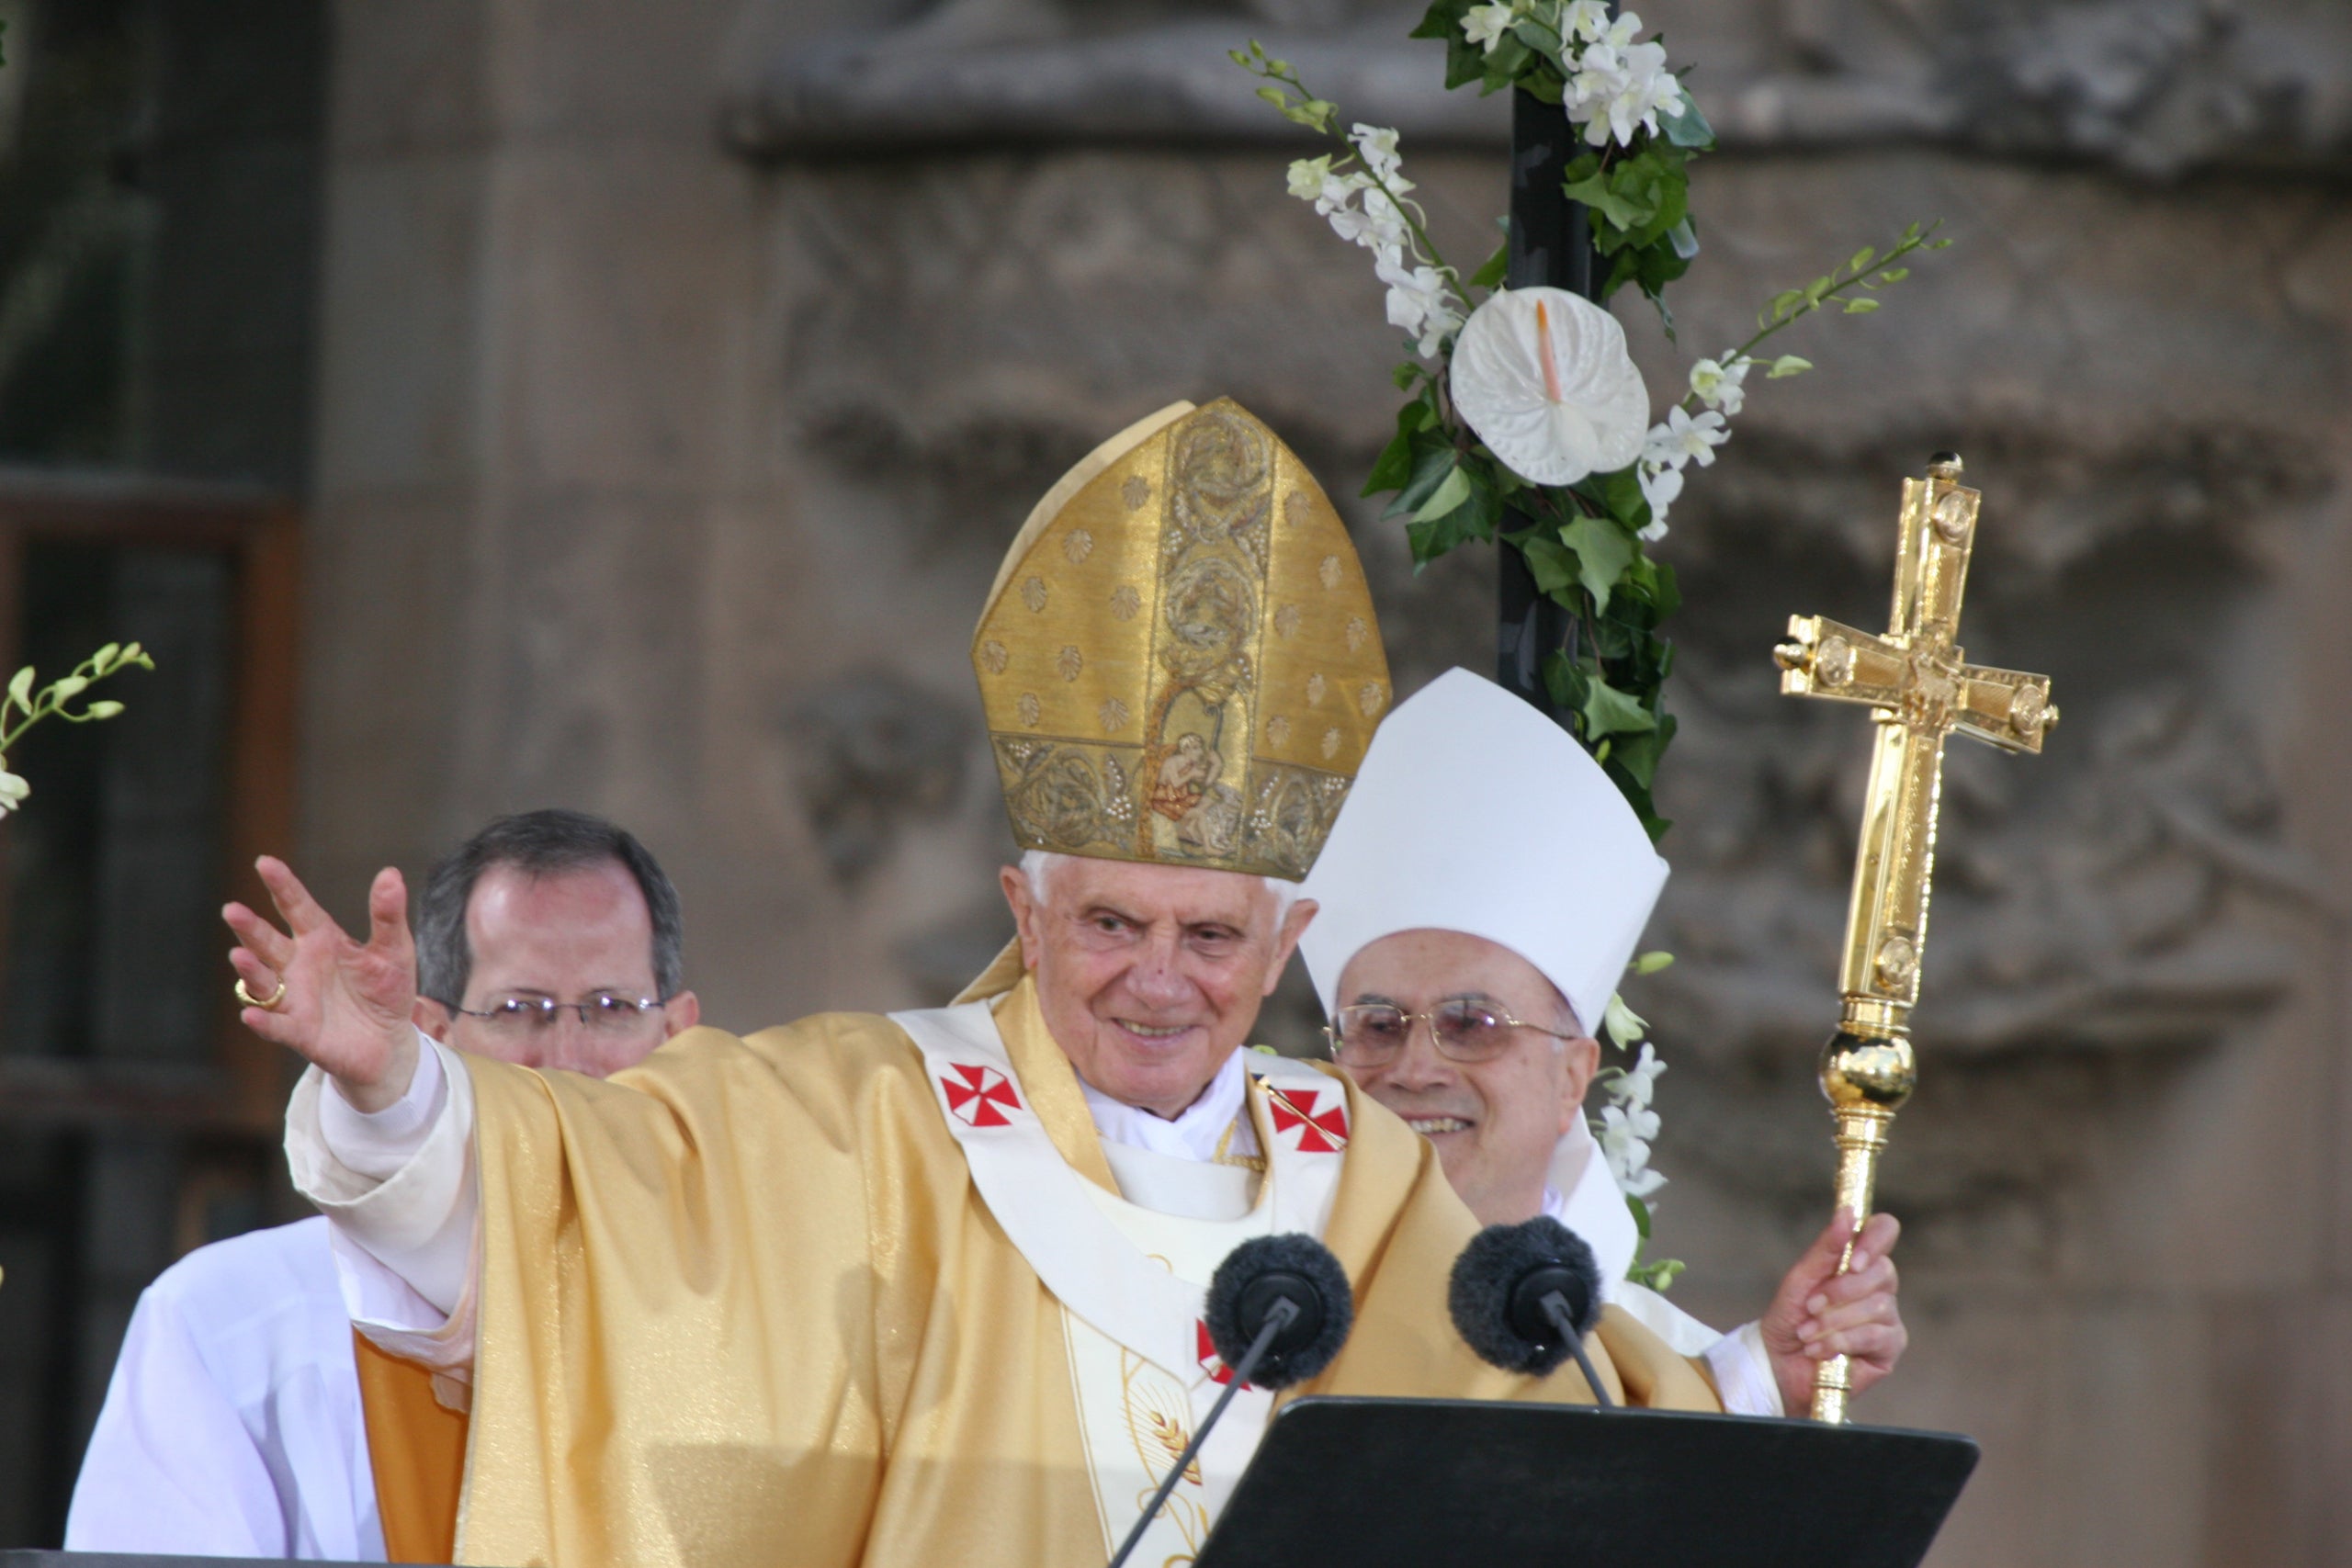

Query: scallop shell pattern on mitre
1450 287 1650 488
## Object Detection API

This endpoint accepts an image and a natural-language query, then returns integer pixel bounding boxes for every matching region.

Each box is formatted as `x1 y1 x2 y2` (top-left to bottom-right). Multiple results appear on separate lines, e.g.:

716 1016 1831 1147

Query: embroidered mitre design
973 398 1391 880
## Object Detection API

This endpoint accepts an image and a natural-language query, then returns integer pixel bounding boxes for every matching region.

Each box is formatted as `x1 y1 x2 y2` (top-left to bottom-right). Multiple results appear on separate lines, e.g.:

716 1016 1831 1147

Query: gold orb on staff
1771 452 2058 1424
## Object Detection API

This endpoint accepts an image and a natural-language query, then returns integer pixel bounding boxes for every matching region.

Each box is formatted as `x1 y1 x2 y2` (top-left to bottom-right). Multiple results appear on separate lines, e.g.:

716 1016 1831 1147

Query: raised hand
1759 1206 1906 1415
223 856 420 1113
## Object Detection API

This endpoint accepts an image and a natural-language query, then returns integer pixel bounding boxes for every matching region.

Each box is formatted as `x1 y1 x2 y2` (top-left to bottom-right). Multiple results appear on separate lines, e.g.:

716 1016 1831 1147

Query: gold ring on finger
235 976 289 1011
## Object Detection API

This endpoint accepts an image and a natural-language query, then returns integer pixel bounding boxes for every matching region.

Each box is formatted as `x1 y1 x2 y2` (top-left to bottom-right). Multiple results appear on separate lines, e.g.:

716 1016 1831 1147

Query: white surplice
1544 1121 1782 1416
64 1216 388 1562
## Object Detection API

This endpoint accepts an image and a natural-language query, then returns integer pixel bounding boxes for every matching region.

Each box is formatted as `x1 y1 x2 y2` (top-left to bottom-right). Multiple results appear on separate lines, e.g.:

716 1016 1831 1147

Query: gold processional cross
1771 453 2057 1424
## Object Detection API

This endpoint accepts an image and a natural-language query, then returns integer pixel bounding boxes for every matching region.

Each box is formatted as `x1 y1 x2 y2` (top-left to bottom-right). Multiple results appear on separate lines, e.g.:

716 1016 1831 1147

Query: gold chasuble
451 971 1715 1568
352 1333 466 1564
441 399 1716 1567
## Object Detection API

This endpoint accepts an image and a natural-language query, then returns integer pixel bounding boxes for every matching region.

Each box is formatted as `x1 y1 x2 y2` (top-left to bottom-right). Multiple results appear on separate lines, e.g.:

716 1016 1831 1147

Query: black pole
1496 87 1602 729
1104 1299 1298 1568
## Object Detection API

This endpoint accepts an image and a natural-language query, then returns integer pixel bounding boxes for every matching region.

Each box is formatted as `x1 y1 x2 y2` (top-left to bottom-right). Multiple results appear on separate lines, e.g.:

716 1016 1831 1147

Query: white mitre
1297 666 1668 1037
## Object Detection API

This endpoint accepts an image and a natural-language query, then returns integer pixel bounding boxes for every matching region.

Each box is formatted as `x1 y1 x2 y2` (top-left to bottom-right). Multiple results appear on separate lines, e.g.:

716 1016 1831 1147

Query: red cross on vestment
1261 1081 1348 1153
1197 1318 1252 1390
940 1062 1022 1128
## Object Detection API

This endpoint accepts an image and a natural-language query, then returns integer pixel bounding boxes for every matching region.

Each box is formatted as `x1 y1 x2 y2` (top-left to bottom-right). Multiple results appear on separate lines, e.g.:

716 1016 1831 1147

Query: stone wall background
305 2 2352 1562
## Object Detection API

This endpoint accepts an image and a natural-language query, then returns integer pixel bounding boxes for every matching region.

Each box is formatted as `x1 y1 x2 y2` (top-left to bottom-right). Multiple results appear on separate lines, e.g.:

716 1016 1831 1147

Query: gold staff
1771 453 2057 1424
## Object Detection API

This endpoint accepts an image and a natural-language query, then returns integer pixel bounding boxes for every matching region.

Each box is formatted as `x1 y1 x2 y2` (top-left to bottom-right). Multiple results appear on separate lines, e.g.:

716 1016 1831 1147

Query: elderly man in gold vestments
225 400 1722 1568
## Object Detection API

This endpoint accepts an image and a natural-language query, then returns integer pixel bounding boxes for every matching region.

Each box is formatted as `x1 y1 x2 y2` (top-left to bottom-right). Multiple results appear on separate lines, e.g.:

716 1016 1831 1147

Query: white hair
1020 849 1302 925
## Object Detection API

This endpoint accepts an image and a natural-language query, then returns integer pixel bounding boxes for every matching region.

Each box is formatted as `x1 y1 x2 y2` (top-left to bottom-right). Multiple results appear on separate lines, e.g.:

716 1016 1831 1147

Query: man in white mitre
221 400 1725 1568
68 809 701 1562
1300 668 1907 1419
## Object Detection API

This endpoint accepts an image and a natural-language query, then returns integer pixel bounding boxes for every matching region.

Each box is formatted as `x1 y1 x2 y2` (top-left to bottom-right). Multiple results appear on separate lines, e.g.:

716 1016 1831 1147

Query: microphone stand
1105 1298 1299 1568
1538 1292 1614 1410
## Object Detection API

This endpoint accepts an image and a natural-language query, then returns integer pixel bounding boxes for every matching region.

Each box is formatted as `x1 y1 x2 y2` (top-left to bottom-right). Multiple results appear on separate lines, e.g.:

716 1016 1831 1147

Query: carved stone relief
734 0 2352 179
782 671 974 884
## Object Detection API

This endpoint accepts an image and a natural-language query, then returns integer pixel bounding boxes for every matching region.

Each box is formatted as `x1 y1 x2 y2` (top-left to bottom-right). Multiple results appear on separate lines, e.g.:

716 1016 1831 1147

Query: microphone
1106 1233 1353 1568
1447 1216 1615 1407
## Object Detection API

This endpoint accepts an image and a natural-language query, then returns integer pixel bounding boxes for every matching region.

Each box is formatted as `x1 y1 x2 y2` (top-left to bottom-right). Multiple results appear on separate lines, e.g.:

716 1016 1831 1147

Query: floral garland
1237 4 1948 1289
0 642 153 818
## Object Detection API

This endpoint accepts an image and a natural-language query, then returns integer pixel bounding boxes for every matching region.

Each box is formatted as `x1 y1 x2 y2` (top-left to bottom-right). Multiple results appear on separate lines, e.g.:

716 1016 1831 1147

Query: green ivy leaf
1363 433 1417 498
1467 238 1510 291
1579 676 1657 740
1387 444 1458 517
1561 167 1651 233
1406 475 1498 561
1411 464 1475 523
1519 534 1577 596
1606 719 1669 790
1511 17 1565 58
1658 89 1714 148
1411 0 1491 91
1559 513 1634 615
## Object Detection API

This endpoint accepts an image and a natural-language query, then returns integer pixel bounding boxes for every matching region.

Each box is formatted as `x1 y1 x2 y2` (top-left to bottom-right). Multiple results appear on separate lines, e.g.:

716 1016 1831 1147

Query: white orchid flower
1636 461 1682 539
1622 1042 1668 1101
1645 404 1729 469
1450 286 1649 486
0 762 26 816
1567 35 1684 149
1597 1107 1668 1197
1618 1163 1668 1199
1461 2 1519 53
1350 123 1405 182
1376 254 1462 356
1688 355 1751 415
1600 989 1649 1048
1601 1100 1663 1146
1560 0 1611 42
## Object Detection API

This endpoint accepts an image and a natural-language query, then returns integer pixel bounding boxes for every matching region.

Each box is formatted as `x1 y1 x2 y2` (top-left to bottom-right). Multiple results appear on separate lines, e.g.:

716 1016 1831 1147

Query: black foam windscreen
1448 1216 1607 1376
1203 1233 1355 1389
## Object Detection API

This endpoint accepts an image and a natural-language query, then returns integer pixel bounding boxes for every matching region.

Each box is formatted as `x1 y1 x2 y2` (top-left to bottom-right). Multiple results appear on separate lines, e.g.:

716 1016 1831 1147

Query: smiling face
1000 856 1316 1118
1333 928 1599 1225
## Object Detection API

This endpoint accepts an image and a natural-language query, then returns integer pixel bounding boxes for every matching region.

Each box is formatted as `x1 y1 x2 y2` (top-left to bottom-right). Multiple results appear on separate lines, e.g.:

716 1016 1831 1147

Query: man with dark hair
409 809 696 1076
67 809 695 1562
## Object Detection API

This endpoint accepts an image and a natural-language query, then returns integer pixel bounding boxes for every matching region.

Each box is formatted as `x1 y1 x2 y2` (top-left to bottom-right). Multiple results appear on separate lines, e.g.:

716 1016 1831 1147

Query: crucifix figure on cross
1771 452 2057 1424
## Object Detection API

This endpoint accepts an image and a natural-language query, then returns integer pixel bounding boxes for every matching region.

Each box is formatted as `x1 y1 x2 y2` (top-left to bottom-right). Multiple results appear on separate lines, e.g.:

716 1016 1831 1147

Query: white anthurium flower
1450 286 1650 486
1688 355 1751 415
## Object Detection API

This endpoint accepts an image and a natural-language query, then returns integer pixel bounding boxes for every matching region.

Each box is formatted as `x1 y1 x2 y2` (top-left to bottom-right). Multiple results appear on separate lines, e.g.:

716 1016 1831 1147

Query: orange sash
352 1330 468 1563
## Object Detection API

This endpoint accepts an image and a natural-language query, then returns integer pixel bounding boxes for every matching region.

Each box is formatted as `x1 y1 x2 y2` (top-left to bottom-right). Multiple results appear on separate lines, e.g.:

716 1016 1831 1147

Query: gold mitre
973 397 1392 881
